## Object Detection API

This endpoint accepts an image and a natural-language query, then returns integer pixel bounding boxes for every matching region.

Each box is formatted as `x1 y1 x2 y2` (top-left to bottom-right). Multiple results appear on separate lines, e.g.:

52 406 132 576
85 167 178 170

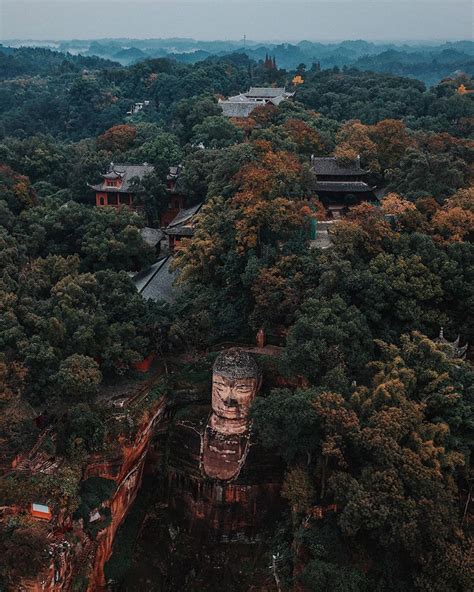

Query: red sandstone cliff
87 396 167 591
15 395 167 592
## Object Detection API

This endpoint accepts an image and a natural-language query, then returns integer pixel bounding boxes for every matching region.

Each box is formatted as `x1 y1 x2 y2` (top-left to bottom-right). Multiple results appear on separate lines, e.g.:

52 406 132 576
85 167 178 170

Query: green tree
284 296 373 384
191 115 244 149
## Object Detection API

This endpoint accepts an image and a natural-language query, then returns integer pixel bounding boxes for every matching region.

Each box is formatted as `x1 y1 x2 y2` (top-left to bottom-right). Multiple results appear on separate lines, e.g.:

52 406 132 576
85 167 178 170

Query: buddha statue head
209 349 261 435
203 349 261 480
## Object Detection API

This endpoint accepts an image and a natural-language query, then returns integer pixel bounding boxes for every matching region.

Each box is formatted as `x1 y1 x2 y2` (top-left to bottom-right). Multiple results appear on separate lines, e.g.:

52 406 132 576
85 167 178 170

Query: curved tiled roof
90 163 155 193
167 203 203 228
311 156 367 176
133 256 177 303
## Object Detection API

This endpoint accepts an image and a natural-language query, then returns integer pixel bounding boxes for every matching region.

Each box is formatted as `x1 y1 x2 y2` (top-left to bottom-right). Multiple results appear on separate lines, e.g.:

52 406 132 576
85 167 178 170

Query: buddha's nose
224 397 239 408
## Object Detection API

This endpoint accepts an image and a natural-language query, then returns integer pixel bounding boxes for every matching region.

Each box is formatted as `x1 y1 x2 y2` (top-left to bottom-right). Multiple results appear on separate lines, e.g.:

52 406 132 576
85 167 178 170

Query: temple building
91 162 191 227
90 162 154 209
162 165 187 226
163 202 203 252
219 87 294 118
133 256 177 303
311 156 377 218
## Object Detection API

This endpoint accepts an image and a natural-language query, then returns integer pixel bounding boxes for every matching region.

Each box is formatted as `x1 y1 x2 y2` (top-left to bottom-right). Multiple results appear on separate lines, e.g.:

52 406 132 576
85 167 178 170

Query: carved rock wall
87 397 167 591
166 406 284 541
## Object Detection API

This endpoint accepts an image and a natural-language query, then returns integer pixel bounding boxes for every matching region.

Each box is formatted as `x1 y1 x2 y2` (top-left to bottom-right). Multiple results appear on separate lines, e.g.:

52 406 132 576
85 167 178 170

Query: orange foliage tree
232 145 311 253
430 186 474 242
334 121 379 171
380 192 417 216
97 124 137 152
370 119 414 169
283 119 323 155
334 119 414 173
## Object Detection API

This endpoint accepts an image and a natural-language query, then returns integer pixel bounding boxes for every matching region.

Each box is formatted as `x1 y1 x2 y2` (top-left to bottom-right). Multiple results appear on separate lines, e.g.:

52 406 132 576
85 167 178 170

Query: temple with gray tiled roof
311 156 377 218
90 162 155 209
163 202 203 251
90 163 154 193
219 87 294 118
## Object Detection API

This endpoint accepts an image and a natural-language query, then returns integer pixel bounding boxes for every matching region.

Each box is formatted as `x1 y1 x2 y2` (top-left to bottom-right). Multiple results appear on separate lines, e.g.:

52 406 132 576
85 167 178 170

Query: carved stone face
211 373 258 422
203 350 261 479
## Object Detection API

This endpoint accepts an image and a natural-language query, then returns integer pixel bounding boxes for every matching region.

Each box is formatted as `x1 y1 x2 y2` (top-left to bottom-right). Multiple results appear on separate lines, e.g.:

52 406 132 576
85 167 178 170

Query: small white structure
127 100 151 115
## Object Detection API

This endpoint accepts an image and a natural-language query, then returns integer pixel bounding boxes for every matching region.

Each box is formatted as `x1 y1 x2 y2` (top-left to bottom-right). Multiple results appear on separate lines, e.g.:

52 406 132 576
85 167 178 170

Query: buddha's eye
235 385 251 392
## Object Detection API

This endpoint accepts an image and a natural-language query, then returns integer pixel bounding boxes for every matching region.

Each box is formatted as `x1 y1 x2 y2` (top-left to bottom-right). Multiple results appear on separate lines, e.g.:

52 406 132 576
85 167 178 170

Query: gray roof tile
133 256 177 303
311 157 366 177
90 163 155 193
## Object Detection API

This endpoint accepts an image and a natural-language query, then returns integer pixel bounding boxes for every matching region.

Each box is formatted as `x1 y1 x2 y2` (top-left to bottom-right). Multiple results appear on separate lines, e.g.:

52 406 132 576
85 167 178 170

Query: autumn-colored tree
444 185 474 212
334 120 379 172
230 115 257 138
342 203 395 252
370 118 413 170
97 124 137 152
380 192 417 216
432 206 474 243
380 192 418 231
283 118 323 155
415 196 440 218
231 145 311 253
0 165 37 214
251 103 279 127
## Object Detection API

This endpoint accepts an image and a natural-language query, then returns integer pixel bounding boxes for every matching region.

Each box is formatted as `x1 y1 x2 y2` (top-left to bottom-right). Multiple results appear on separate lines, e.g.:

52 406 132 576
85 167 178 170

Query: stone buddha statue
202 349 261 481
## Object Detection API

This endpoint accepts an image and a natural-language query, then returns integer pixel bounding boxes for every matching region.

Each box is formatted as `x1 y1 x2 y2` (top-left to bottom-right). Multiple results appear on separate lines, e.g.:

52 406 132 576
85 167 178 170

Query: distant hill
0 46 119 78
2 38 473 85
111 47 147 66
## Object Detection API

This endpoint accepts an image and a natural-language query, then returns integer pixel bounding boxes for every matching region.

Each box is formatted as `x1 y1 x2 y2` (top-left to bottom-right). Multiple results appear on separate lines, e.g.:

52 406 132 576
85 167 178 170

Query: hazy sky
1 0 472 42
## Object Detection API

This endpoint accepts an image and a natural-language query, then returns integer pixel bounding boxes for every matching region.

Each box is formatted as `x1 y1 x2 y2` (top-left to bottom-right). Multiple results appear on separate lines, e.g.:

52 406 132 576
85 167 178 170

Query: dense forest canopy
0 45 472 591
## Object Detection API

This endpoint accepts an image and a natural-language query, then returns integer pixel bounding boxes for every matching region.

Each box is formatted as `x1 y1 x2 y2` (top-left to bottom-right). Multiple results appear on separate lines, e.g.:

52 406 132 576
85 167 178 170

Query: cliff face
87 396 167 591
105 401 285 591
17 396 168 592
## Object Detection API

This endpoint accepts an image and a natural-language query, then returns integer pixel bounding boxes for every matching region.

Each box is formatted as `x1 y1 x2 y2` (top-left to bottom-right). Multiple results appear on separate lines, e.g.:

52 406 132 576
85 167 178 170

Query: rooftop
164 226 195 237
133 256 177 303
167 203 203 228
220 101 260 118
246 87 292 98
219 87 294 118
140 227 164 247
311 156 367 177
89 162 155 193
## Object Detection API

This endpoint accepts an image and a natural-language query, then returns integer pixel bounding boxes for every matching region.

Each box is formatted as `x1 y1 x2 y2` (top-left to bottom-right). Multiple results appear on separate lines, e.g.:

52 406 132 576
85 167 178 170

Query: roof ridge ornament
435 327 468 360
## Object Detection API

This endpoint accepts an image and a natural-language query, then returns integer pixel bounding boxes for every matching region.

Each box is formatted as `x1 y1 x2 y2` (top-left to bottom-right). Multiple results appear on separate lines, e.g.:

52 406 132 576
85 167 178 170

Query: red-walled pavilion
90 162 155 209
